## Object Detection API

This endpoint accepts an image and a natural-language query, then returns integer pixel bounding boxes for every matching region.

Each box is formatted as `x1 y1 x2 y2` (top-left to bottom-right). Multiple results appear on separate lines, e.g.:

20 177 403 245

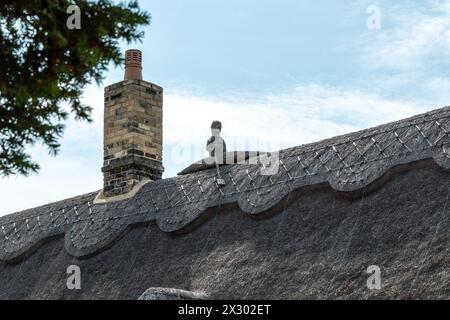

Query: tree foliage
0 0 150 175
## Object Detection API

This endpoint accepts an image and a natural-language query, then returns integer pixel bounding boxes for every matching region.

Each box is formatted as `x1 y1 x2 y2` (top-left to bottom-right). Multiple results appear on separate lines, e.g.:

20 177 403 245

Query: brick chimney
102 49 163 197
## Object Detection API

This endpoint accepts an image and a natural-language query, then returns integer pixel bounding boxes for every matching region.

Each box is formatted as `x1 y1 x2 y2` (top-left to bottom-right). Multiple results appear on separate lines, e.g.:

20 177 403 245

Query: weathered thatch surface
0 162 448 299
0 106 449 299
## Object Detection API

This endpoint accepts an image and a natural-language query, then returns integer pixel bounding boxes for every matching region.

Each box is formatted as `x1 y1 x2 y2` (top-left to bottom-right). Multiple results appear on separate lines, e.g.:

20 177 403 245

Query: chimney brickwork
102 50 163 197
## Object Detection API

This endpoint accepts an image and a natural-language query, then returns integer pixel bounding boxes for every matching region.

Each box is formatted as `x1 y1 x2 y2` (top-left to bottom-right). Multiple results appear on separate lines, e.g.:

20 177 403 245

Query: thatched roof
1 106 449 299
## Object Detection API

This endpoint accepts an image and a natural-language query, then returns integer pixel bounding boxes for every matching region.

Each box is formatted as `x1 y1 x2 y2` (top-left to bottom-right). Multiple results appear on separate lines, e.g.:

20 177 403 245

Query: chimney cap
124 49 143 80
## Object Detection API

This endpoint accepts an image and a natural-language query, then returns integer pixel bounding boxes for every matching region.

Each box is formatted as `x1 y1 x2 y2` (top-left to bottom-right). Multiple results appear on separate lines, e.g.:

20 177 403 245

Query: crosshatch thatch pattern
1 106 450 261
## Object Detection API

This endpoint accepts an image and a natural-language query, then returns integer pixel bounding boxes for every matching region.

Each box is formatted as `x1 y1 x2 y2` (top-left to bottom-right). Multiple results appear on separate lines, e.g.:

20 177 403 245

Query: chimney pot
124 49 143 80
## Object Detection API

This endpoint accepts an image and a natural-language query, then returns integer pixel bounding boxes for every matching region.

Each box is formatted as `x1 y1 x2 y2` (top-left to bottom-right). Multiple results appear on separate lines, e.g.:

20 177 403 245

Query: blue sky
1 0 450 215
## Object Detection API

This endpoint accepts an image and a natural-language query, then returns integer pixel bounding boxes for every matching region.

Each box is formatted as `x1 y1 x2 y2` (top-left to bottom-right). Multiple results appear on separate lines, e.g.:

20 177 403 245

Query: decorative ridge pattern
1 106 450 261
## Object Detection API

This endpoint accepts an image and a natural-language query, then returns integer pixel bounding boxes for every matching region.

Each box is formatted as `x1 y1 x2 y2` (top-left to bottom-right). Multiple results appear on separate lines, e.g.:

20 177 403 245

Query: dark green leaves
0 0 150 175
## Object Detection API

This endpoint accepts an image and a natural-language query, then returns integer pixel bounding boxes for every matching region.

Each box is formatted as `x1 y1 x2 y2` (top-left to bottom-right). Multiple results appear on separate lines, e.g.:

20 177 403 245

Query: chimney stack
102 49 164 197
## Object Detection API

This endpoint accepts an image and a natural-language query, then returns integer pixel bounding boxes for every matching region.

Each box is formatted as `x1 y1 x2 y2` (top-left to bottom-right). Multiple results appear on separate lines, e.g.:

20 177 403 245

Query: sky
1 0 450 215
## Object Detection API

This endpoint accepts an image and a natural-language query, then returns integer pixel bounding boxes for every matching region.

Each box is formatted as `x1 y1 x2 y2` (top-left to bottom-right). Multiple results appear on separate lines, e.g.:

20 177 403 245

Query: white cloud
162 84 422 176
364 0 450 71
165 85 420 149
